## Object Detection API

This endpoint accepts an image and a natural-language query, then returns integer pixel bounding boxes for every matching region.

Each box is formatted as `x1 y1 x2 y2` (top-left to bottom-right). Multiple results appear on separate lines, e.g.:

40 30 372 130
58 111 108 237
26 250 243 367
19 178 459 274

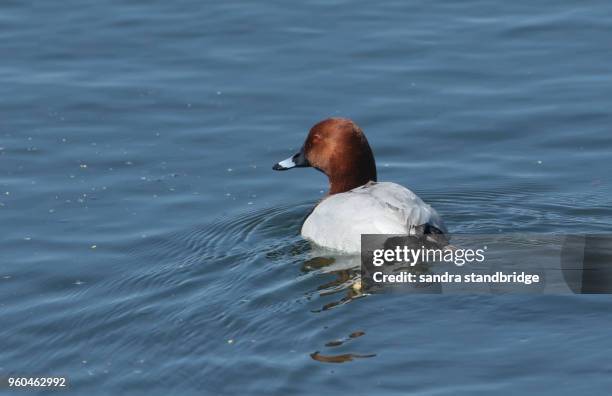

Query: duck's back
301 182 446 253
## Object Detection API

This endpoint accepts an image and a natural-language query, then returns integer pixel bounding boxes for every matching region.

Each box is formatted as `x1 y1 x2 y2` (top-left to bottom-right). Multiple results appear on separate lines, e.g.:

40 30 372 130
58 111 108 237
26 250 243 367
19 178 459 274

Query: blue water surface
1 0 612 395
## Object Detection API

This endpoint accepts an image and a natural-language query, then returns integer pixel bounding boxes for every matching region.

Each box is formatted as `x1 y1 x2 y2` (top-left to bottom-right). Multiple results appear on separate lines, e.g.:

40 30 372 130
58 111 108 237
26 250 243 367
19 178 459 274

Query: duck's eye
312 134 322 144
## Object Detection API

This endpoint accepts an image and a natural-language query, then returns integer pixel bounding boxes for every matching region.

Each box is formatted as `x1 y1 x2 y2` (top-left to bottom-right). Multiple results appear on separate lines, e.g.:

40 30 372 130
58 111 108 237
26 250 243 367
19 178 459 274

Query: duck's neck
328 168 377 195
325 136 377 195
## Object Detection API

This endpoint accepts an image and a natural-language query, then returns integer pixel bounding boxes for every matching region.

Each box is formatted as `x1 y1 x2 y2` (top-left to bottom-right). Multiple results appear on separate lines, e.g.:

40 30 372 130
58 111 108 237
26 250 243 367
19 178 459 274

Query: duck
273 118 448 253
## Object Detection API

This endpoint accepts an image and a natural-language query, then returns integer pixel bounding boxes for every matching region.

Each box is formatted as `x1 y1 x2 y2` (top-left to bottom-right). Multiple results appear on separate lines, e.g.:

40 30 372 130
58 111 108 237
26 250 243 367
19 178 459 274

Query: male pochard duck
273 118 447 253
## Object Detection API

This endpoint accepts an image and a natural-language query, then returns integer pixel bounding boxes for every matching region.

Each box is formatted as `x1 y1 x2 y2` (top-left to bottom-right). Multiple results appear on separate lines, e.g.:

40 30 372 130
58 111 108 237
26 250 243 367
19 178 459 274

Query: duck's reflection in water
301 253 364 312
300 244 445 363
301 252 376 363
301 247 439 311
310 350 376 363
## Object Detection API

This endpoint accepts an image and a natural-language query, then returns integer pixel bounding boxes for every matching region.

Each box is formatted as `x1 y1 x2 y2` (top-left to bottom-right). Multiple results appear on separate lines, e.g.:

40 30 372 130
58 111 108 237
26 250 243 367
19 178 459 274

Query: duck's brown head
273 118 377 194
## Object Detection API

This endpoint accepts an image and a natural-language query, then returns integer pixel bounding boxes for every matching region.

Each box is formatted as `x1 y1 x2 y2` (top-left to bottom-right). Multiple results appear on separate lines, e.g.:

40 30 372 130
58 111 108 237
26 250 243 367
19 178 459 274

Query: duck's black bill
273 146 310 171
